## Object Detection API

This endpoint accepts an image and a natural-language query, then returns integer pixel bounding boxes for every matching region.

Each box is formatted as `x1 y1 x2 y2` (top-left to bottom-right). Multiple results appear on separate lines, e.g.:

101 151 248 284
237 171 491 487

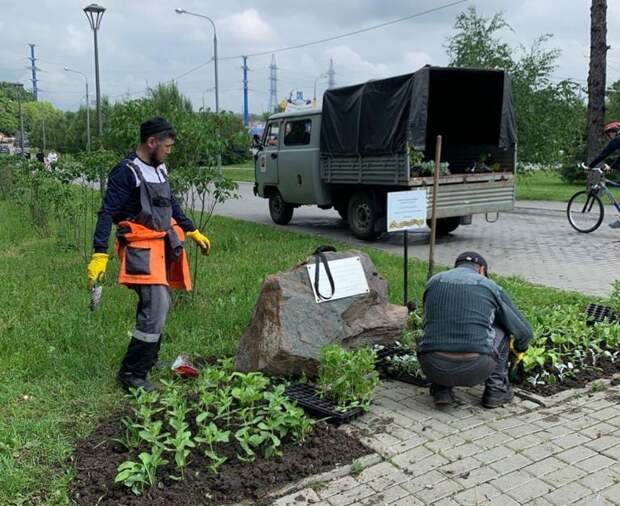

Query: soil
70 413 370 506
514 355 620 397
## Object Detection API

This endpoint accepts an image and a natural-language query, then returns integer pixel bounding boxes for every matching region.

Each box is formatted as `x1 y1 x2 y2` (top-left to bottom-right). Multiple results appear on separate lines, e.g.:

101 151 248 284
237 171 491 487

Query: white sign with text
306 256 369 303
387 190 428 232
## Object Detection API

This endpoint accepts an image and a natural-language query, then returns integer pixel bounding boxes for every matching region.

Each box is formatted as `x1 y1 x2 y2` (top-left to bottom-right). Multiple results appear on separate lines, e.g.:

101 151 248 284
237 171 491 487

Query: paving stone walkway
270 379 620 506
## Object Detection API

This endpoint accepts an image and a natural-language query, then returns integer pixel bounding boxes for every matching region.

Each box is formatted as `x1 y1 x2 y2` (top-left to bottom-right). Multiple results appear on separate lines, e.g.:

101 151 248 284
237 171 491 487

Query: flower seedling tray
374 345 431 386
374 344 409 368
284 383 364 426
383 371 431 387
585 303 617 323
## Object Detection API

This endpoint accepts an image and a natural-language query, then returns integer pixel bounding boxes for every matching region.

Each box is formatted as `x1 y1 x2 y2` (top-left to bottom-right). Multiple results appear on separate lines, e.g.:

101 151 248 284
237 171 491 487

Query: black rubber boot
117 337 159 392
117 373 156 392
430 383 456 406
482 385 514 409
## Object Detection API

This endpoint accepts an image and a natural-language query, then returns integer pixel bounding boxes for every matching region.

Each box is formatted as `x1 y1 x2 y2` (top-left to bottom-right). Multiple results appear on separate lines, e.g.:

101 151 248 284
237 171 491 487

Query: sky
1 0 619 115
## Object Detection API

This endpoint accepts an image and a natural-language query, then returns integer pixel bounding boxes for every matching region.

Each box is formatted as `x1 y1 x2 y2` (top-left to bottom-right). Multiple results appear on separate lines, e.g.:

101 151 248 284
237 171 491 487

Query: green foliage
607 280 620 314
318 345 379 412
607 80 620 122
517 301 620 385
446 7 586 165
113 364 315 494
0 82 35 136
115 447 169 495
350 459 364 477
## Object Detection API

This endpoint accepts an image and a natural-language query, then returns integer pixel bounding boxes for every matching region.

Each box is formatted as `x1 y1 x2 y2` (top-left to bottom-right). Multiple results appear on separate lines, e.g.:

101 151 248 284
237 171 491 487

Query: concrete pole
85 80 91 151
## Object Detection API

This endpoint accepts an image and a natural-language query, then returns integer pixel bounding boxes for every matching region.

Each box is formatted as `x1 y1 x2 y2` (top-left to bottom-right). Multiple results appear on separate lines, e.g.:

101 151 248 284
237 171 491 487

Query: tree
0 82 35 136
446 7 513 70
586 0 608 161
607 80 620 120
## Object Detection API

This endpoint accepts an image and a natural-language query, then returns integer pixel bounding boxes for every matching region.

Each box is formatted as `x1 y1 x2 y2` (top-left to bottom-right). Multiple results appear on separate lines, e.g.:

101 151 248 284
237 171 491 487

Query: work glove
187 229 211 256
509 338 525 364
87 253 109 285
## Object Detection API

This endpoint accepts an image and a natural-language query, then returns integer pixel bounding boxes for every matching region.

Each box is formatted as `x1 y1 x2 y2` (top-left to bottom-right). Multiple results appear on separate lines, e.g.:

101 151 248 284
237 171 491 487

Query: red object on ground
171 354 199 378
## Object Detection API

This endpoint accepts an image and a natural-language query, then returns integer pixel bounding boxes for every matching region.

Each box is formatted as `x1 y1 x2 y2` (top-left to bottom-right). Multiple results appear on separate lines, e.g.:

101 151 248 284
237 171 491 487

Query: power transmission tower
268 54 278 112
28 43 39 100
242 56 249 127
327 58 336 89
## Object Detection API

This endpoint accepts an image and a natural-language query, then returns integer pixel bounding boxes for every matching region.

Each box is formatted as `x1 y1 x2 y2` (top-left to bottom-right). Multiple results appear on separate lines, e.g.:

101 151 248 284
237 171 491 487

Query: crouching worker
86 117 211 391
417 252 532 408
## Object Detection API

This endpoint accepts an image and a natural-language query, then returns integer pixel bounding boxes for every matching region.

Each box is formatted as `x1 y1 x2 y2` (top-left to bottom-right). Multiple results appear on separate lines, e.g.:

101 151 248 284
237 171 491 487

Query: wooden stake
427 135 442 280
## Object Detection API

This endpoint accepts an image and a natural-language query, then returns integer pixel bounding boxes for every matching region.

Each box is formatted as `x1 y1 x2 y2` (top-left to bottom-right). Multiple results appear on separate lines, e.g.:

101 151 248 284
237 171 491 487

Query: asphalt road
211 182 620 297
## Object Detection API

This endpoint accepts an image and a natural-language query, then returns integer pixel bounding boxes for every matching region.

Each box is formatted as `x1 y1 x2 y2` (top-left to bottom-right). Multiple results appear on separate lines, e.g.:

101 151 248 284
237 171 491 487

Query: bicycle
566 163 620 233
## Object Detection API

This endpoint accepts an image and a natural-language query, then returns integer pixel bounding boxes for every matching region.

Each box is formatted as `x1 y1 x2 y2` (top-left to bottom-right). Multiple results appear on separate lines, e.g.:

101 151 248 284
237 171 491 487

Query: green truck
254 66 517 240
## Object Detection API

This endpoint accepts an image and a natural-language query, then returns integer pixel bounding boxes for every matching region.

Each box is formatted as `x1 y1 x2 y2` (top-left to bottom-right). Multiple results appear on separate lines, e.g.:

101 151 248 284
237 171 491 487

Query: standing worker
417 252 532 408
86 117 211 391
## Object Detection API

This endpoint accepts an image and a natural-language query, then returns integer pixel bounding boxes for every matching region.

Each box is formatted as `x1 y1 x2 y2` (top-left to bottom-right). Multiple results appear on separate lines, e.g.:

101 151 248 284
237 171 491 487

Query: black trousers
418 327 510 393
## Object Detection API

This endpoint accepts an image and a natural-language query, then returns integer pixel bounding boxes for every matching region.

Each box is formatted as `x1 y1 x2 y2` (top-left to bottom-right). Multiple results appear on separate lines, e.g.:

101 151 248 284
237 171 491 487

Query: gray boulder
235 250 408 377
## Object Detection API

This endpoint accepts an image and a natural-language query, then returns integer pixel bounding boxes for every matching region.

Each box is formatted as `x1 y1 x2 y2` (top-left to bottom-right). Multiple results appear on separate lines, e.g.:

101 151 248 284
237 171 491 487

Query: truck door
258 120 280 185
278 117 317 204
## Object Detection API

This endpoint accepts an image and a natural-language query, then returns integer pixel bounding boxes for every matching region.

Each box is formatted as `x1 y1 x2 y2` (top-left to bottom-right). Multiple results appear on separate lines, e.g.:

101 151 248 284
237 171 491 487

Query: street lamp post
64 66 91 151
175 7 222 173
175 8 219 114
83 3 105 138
313 73 328 107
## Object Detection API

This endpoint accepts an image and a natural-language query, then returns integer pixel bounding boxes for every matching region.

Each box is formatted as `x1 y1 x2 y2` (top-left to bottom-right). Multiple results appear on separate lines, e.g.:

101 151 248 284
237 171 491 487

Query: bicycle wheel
566 190 604 233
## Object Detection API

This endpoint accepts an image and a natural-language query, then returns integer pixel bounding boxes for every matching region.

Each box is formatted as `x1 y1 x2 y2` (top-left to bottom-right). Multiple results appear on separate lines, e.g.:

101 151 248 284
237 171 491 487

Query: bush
559 141 587 183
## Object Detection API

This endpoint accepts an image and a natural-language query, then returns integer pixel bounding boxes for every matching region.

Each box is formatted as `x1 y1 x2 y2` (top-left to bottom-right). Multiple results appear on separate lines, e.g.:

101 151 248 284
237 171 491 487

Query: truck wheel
269 191 294 225
427 217 460 235
348 192 380 240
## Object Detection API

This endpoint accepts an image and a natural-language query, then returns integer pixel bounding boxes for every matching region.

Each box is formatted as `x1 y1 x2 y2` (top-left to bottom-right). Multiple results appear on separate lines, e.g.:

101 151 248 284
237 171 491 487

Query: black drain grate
585 303 616 323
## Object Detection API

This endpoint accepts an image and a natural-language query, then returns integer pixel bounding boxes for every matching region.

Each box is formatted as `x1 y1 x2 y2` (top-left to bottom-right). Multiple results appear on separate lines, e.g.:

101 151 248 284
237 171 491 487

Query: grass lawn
0 198 595 504
223 162 254 183
516 170 620 202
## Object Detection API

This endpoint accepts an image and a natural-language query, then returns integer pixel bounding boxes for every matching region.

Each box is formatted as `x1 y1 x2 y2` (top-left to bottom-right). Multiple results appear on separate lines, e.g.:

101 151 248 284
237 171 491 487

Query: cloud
219 9 277 44
1 0 619 113
59 25 90 56
324 45 390 78
403 51 432 72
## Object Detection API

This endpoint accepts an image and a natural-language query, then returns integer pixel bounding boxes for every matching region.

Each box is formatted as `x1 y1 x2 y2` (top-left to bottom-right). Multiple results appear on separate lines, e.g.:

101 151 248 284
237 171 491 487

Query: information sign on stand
386 190 428 305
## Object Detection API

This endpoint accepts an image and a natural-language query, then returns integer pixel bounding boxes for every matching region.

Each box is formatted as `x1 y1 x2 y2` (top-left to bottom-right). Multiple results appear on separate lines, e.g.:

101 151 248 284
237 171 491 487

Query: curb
509 206 566 218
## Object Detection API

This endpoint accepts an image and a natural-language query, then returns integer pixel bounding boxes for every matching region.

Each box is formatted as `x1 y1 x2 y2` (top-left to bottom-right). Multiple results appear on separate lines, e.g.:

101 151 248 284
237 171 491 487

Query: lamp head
83 3 106 30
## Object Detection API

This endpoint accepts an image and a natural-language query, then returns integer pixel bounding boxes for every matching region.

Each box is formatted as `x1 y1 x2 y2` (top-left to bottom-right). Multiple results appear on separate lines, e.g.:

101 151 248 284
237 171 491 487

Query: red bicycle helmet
603 121 620 135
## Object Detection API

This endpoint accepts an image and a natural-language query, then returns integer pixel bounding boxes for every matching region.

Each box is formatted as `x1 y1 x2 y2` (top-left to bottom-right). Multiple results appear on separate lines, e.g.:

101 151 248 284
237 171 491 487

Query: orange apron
115 219 192 291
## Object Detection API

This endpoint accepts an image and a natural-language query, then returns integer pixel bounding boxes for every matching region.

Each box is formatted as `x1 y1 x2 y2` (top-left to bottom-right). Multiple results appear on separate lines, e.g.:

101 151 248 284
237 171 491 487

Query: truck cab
255 109 332 223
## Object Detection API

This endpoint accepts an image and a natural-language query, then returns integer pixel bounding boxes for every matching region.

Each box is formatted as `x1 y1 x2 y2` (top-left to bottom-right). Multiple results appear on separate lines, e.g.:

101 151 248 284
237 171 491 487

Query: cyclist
588 121 620 227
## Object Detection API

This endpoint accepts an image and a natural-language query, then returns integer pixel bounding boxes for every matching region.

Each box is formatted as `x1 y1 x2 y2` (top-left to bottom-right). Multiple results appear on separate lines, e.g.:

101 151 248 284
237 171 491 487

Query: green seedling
164 416 195 476
195 418 230 473
115 445 169 495
318 344 379 412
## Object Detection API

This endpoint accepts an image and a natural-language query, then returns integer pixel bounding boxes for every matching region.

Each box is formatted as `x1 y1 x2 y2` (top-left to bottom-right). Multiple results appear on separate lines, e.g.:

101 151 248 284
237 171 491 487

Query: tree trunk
587 0 608 161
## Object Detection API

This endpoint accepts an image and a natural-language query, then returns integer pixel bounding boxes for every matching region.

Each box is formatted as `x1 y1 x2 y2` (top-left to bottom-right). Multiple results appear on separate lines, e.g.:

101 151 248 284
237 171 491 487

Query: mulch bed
70 413 370 505
514 355 620 397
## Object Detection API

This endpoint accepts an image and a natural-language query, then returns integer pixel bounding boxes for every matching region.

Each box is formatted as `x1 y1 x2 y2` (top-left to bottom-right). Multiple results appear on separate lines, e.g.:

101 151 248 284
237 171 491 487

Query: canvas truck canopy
320 65 517 157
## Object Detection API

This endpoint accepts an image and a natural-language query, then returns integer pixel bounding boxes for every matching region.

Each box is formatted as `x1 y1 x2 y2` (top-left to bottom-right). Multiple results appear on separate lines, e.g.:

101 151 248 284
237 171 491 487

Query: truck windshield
264 122 280 147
